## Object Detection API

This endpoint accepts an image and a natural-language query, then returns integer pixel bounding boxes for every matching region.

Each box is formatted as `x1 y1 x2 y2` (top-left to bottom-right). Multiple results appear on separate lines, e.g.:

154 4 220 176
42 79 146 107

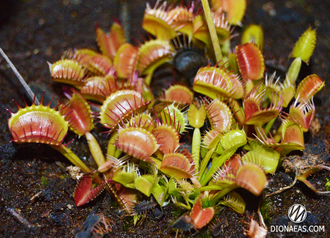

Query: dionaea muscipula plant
7 0 326 234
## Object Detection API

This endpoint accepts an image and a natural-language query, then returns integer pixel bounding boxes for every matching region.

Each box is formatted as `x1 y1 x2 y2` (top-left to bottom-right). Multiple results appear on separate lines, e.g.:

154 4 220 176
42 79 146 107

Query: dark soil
0 0 329 237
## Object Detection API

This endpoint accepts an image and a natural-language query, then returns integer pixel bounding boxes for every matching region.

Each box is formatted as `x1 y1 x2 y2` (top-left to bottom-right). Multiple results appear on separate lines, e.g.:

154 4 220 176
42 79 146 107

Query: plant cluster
7 0 326 234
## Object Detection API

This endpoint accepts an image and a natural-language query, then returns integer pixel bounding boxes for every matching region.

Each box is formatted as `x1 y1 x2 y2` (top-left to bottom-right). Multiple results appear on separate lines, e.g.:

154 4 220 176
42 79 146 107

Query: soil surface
0 0 329 237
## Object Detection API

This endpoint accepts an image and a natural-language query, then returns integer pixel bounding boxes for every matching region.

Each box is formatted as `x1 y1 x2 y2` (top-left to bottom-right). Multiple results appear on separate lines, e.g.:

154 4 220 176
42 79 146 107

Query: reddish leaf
236 43 265 81
190 197 215 229
74 173 105 207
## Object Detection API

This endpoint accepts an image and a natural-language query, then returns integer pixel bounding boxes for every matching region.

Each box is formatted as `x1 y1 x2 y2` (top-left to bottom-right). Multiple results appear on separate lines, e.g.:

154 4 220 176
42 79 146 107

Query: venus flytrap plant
152 121 180 155
168 178 198 206
200 149 236 186
193 64 244 100
219 191 246 214
290 27 316 66
236 42 265 82
158 103 188 134
95 22 127 61
60 90 106 167
134 170 158 197
188 102 206 173
210 0 246 26
290 27 316 76
325 179 330 191
189 194 216 229
137 39 175 85
193 8 231 62
204 97 233 132
49 59 87 87
241 24 264 50
211 154 267 197
142 1 177 41
243 84 283 126
295 74 325 102
6 0 327 234
115 125 159 164
112 162 139 189
79 74 118 103
198 101 244 185
288 98 315 132
297 165 330 195
7 94 91 173
74 172 106 206
88 54 113 76
113 43 139 79
195 154 265 227
106 130 120 158
99 89 150 130
162 85 194 105
151 175 169 207
112 161 157 198
284 27 317 104
160 151 195 180
242 141 280 174
212 128 247 158
108 112 156 158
